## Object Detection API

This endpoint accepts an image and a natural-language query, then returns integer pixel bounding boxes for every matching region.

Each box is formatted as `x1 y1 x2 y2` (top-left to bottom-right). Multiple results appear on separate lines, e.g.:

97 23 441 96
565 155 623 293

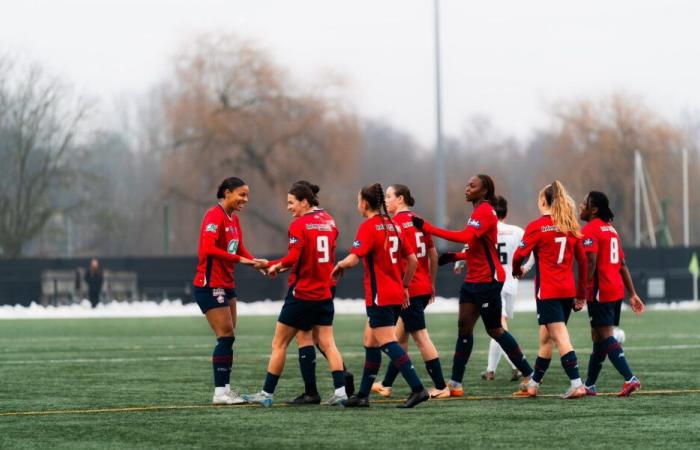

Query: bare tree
0 57 88 257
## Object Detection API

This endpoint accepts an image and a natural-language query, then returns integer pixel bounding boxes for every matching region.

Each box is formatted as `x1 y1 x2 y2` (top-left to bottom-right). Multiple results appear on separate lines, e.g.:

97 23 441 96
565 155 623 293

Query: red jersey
193 205 253 289
582 218 626 303
394 210 434 297
351 214 415 307
424 202 505 284
512 215 587 300
274 209 338 301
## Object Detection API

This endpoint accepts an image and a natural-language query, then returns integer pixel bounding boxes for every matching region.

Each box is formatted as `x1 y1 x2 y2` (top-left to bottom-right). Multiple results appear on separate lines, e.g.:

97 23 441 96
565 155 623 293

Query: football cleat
510 369 522 382
429 387 451 399
561 385 587 399
447 380 464 397
324 392 349 406
480 370 495 381
341 394 370 408
213 391 246 405
371 382 393 398
513 382 538 398
243 391 273 407
286 392 321 405
584 385 598 396
617 377 641 397
397 389 430 408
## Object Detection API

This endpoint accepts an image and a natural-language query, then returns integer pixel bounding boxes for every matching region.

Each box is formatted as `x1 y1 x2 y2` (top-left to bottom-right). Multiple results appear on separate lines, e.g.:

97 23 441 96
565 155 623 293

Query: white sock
448 379 462 387
262 390 273 397
225 384 231 392
214 387 228 396
571 378 583 388
335 386 347 397
487 339 502 372
528 379 540 388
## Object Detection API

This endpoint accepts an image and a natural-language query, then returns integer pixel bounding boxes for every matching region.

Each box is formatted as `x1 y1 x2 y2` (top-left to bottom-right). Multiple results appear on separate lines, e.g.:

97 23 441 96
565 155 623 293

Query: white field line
4 343 700 365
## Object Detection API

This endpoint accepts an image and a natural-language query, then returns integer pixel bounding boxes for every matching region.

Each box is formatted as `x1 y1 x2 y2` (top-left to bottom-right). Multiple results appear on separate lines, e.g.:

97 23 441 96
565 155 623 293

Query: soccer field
2 310 700 449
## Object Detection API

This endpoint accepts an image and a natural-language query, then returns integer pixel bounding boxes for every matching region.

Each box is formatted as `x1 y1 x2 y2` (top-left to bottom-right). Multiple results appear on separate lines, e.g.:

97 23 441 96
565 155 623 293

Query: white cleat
324 392 349 406
213 391 246 405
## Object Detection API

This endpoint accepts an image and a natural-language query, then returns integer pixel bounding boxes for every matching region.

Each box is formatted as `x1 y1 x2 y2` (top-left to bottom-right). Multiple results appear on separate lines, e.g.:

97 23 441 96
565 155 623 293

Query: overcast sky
1 0 698 145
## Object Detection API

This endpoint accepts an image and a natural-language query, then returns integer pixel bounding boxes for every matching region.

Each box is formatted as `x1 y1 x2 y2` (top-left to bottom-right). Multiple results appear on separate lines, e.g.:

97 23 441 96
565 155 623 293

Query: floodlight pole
635 150 641 247
434 0 446 246
683 147 689 247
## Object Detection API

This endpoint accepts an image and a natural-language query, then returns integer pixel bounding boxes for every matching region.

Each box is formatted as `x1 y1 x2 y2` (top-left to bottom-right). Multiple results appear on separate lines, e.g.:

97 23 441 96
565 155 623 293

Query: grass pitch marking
2 389 699 417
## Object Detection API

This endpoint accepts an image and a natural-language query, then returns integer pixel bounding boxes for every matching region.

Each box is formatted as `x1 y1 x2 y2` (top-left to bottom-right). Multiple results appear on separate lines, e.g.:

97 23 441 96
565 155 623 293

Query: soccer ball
613 327 626 343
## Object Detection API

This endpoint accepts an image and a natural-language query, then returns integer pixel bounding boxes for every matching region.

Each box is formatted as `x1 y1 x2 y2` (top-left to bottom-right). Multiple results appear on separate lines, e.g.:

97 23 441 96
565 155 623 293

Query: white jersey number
415 232 427 258
555 237 566 264
317 235 330 263
610 237 619 264
389 236 400 264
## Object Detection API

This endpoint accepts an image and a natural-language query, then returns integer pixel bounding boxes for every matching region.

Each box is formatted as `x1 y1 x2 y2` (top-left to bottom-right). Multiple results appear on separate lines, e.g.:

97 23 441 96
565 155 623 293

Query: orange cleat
561 385 587 399
447 381 464 397
617 377 641 397
429 387 451 399
371 382 392 398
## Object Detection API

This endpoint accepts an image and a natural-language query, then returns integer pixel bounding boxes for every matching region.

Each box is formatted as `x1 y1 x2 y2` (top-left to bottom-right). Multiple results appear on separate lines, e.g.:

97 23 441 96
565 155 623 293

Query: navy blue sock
212 336 234 387
381 341 424 393
332 370 345 390
425 358 447 390
560 351 580 381
532 356 551 383
298 346 318 395
381 360 400 387
358 347 382 398
585 342 607 386
262 371 280 394
495 331 533 377
315 343 348 372
603 336 634 381
451 334 473 383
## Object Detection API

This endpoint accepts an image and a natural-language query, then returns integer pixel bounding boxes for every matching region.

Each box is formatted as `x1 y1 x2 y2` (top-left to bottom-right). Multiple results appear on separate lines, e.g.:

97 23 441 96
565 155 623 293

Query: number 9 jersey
351 214 415 307
581 217 625 303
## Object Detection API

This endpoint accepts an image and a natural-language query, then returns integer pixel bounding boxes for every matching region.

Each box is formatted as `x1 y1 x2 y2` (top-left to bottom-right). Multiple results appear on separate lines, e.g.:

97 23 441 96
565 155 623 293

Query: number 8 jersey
351 214 415 306
275 209 338 301
581 217 625 303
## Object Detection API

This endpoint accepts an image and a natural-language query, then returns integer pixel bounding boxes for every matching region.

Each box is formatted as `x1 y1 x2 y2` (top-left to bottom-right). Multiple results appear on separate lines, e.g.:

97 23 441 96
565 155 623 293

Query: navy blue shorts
193 285 236 314
277 289 334 331
536 298 574 325
399 295 431 332
587 299 622 327
459 281 504 330
366 304 401 328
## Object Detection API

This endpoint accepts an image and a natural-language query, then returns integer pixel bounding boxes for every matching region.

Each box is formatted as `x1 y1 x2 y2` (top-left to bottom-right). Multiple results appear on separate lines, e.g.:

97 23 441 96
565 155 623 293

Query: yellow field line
2 389 699 417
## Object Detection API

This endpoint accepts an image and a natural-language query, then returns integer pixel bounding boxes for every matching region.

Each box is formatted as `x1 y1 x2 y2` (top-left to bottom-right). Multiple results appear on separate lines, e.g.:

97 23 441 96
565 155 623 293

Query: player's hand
512 266 523 279
630 294 645 316
331 264 344 282
438 252 457 266
574 298 586 311
266 263 282 277
252 258 269 270
402 289 410 309
453 262 464 275
411 216 425 231
429 287 436 305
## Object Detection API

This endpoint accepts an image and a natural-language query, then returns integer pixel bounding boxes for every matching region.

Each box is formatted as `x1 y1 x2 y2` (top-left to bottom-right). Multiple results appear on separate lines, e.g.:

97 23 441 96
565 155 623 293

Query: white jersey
497 222 532 295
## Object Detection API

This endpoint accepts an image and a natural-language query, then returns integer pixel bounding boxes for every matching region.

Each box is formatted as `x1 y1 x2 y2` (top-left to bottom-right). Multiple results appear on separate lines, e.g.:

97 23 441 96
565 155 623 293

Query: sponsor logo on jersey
467 219 481 229
306 223 332 231
540 225 558 232
205 223 218 233
375 223 397 231
352 240 361 248
583 238 594 247
600 226 617 233
227 239 239 254
518 240 526 248
289 236 299 244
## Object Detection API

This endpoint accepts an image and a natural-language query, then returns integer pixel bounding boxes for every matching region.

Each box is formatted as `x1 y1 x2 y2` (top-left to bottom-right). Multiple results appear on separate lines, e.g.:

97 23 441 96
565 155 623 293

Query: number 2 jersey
581 217 625 303
512 215 587 300
394 210 435 298
273 209 338 301
193 205 253 289
350 214 415 307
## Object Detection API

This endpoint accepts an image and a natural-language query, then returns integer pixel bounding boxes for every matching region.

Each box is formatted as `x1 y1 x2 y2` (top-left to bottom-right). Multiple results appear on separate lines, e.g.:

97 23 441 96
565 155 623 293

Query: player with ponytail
512 180 588 399
331 183 429 408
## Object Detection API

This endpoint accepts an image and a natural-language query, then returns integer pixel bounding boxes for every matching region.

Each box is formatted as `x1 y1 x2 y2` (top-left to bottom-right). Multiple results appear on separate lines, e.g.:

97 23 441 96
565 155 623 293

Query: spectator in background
84 259 103 308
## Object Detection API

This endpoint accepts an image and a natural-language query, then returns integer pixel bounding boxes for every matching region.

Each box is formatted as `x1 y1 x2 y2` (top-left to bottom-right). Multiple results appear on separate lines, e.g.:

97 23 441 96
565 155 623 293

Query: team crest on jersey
467 219 481 229
227 239 239 254
205 223 218 233
583 238 594 247
289 236 299 244
518 240 526 248
352 240 361 248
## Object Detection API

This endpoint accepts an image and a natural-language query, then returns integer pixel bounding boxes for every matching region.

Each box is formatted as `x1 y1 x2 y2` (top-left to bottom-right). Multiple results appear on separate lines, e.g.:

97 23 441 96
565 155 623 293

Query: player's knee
486 327 504 339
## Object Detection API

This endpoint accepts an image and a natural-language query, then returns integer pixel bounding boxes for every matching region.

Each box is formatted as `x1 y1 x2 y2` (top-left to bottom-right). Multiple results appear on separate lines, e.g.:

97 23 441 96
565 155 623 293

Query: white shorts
501 292 516 319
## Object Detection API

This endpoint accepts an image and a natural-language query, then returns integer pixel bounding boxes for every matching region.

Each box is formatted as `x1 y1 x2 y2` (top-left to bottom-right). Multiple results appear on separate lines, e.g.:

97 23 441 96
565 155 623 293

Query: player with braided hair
331 183 429 408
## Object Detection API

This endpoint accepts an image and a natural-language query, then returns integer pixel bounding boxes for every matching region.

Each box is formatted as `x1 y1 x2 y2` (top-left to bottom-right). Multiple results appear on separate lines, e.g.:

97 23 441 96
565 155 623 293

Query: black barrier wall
0 247 698 306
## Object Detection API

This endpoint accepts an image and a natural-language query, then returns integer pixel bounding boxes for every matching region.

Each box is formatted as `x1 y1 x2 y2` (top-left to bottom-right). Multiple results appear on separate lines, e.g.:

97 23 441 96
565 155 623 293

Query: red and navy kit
582 218 625 303
394 211 434 297
193 205 253 289
272 209 338 301
351 214 415 307
512 215 587 300
423 201 505 284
